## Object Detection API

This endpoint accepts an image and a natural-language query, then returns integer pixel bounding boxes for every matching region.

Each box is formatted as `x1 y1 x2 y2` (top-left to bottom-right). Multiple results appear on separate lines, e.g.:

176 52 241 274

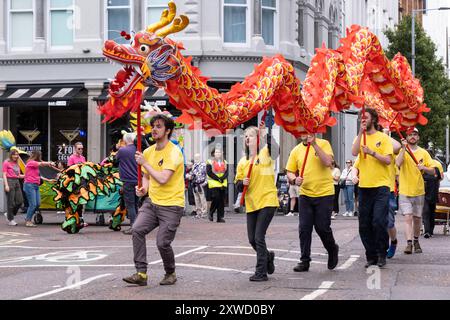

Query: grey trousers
132 198 184 274
6 178 23 221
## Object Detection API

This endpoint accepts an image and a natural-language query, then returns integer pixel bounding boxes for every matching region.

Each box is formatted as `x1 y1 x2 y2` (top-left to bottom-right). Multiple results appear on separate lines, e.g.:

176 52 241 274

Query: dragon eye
138 44 150 54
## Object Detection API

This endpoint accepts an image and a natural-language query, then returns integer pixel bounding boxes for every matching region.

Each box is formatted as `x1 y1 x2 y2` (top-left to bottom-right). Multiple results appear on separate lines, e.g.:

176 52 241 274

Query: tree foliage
384 15 450 155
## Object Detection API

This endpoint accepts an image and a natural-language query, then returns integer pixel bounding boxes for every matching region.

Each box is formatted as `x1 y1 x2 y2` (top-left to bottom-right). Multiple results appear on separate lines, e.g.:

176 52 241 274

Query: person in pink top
23 151 55 227
3 148 25 226
67 142 86 166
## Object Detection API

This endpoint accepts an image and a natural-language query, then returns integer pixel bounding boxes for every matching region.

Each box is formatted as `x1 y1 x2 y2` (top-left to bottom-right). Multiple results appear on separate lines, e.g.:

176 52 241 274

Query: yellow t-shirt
397 146 433 197
285 138 334 197
387 154 397 192
354 131 393 188
142 141 185 207
235 146 279 213
433 160 444 177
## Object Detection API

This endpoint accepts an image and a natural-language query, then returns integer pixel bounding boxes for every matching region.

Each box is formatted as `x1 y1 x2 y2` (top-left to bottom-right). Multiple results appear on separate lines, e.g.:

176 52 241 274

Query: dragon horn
156 15 189 38
146 1 177 33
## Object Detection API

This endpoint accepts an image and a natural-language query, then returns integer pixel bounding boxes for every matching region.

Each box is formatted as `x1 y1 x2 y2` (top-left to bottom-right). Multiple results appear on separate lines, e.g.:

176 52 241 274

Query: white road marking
212 246 337 257
22 273 112 300
196 251 327 264
177 263 254 274
148 246 208 265
336 255 360 270
0 264 133 268
300 281 334 300
0 245 202 249
0 232 30 236
0 246 209 268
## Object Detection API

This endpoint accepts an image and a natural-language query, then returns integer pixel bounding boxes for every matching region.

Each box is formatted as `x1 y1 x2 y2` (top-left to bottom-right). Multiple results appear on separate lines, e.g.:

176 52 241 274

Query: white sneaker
285 212 295 217
8 220 18 226
348 212 354 217
343 212 349 217
4 212 8 221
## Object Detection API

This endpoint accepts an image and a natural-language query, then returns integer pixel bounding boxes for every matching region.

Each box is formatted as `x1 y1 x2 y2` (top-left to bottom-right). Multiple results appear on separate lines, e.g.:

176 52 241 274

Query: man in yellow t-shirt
123 114 185 287
286 134 339 272
351 108 393 268
396 127 435 255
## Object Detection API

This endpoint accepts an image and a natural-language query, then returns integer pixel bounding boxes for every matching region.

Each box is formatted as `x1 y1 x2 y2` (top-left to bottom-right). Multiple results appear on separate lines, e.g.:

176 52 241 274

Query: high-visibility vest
207 159 227 189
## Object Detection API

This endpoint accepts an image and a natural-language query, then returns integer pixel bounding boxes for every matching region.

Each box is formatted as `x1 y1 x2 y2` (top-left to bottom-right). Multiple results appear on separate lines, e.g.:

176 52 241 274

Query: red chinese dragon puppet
96 1 428 215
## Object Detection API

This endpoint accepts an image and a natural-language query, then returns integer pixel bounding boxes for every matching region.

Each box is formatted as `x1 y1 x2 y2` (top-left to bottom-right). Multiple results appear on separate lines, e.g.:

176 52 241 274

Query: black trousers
333 185 340 213
358 187 390 260
422 200 436 235
298 195 336 262
247 207 276 275
209 188 225 221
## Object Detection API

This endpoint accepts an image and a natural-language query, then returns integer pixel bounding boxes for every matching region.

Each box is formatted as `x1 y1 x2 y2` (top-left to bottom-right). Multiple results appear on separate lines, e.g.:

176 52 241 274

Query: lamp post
412 7 450 76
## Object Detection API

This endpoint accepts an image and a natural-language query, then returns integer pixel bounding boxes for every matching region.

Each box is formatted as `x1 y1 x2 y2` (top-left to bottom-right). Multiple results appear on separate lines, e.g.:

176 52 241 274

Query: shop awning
94 85 166 105
0 84 84 107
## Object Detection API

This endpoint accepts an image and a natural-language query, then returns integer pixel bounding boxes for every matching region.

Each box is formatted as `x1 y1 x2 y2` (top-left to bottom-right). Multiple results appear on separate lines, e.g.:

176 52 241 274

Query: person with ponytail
235 121 279 281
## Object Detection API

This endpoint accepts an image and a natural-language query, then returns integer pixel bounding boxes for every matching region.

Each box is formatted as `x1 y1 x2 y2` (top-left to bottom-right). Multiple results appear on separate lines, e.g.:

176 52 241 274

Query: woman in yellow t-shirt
235 123 279 282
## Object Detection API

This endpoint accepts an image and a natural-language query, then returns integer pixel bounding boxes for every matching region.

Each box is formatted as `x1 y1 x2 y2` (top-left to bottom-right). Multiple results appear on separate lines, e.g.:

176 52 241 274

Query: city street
0 210 449 300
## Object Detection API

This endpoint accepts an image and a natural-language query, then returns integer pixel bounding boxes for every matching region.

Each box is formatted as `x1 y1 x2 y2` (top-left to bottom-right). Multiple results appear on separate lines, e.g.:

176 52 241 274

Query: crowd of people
2 108 446 286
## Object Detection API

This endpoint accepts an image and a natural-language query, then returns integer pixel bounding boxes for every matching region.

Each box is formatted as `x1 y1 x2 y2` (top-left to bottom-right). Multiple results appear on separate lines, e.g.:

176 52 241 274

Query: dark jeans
358 187 390 260
422 200 436 235
247 207 276 276
209 188 225 221
298 195 336 263
6 178 23 221
23 183 40 221
333 185 340 213
132 198 184 274
122 181 138 226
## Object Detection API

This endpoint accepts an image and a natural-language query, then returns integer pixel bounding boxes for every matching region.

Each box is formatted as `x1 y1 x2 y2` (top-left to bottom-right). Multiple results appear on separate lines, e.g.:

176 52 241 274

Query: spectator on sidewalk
340 160 355 217
3 148 24 226
191 153 208 218
331 161 341 218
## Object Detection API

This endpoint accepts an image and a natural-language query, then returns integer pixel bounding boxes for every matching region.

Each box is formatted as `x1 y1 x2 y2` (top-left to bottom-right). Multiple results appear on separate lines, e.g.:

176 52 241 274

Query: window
298 8 304 47
9 0 34 49
328 31 333 49
224 0 248 44
262 0 276 46
146 0 167 26
49 0 74 47
106 0 132 44
314 21 319 49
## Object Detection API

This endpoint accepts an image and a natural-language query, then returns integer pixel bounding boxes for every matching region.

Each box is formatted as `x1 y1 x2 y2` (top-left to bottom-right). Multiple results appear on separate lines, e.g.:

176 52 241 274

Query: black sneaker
208 215 213 222
122 273 147 286
249 274 268 282
293 261 310 272
365 259 378 268
267 251 275 275
423 233 431 239
377 255 386 268
328 244 339 270
217 219 225 223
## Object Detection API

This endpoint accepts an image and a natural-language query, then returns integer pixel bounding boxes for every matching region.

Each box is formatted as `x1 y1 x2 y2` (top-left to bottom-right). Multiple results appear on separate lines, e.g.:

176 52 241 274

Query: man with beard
286 133 339 272
123 114 185 286
396 127 435 254
351 108 393 268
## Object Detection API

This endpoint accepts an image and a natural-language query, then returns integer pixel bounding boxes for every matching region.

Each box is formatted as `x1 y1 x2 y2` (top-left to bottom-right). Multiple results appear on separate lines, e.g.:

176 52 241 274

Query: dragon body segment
99 1 428 136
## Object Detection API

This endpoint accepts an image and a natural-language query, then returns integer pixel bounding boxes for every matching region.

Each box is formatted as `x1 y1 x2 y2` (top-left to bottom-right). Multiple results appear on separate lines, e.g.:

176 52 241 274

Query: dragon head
100 1 189 121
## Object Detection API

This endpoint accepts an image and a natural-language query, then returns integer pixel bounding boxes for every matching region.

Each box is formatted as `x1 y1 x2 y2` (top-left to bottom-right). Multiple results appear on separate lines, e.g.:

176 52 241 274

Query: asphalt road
1 210 450 300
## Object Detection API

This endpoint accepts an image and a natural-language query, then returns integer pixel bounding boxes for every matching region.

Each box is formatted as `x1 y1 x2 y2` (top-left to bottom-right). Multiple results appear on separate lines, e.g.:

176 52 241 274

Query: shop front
0 83 88 166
